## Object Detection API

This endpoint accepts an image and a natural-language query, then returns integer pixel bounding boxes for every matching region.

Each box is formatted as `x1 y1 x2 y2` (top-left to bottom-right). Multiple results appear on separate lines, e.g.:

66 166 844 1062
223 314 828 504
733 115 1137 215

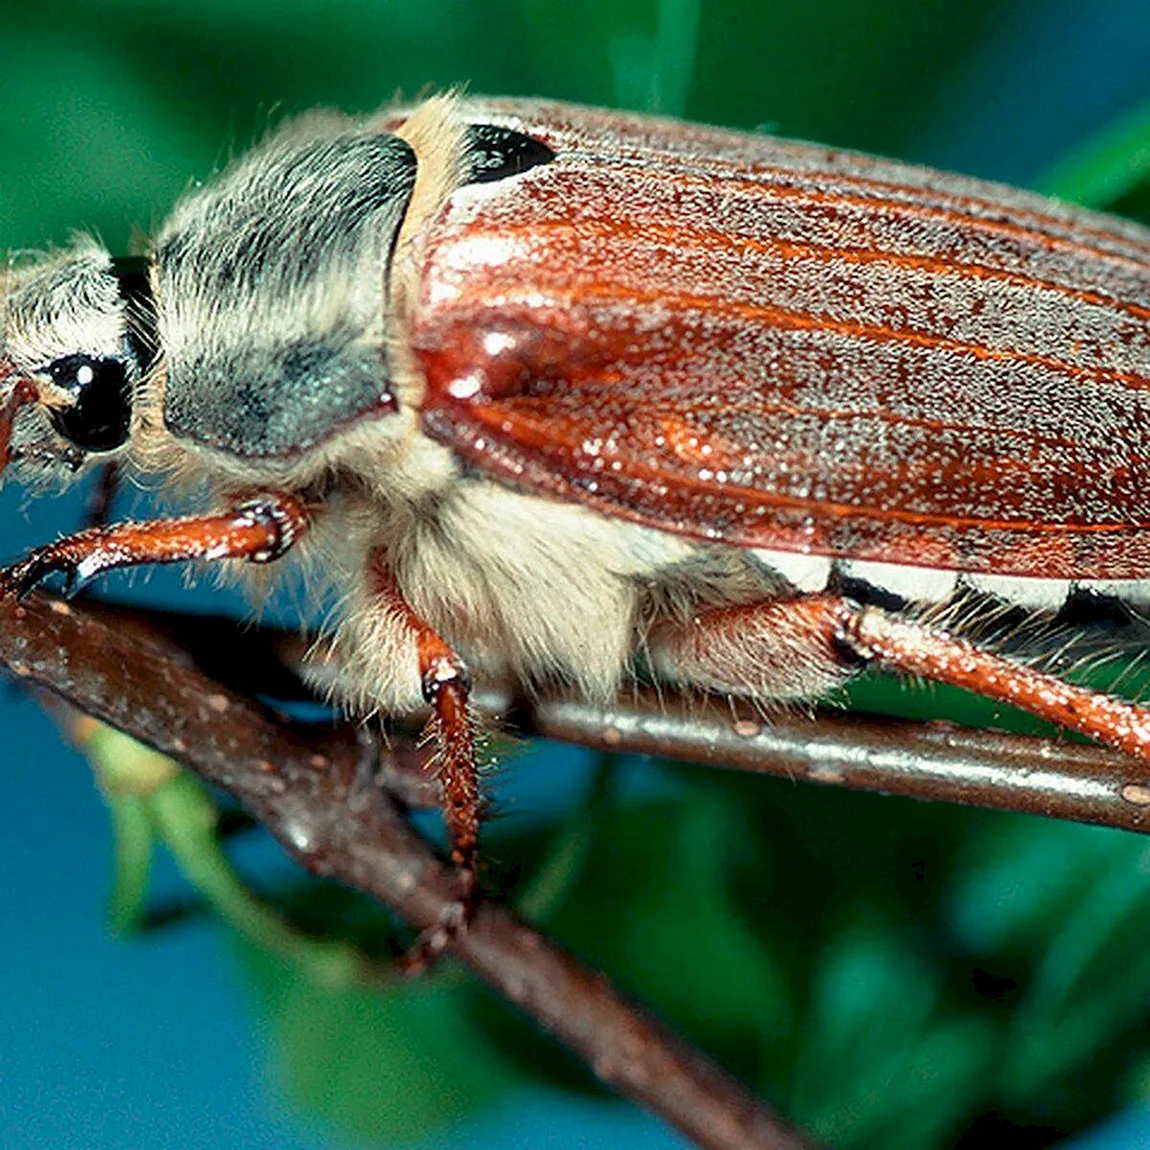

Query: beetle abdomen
755 547 1150 615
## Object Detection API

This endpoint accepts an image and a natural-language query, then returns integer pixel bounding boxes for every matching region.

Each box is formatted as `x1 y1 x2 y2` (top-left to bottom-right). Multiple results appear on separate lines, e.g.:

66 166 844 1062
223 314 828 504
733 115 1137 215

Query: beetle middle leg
365 556 482 968
650 593 1150 766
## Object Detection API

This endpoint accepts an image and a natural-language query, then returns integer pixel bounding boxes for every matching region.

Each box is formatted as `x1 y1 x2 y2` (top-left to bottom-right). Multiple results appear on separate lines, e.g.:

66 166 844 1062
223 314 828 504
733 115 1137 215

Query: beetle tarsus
398 872 478 978
1 552 72 600
351 711 480 978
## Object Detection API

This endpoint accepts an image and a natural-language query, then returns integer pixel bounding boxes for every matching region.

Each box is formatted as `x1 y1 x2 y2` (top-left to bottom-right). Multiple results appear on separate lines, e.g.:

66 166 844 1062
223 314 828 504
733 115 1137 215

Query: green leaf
945 820 1146 959
651 0 703 115
103 792 155 935
790 921 996 1150
1040 97 1150 209
944 818 1150 1119
238 941 522 1142
84 723 175 934
514 752 617 924
690 0 1010 151
507 773 795 1082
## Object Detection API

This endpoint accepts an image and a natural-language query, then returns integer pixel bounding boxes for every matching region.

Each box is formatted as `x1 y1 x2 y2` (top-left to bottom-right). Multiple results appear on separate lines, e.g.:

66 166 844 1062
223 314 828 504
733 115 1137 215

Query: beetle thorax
150 111 418 468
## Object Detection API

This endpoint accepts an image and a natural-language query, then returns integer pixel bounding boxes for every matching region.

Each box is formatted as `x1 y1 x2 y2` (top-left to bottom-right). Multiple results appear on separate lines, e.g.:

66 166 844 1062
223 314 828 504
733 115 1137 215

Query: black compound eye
46 354 132 451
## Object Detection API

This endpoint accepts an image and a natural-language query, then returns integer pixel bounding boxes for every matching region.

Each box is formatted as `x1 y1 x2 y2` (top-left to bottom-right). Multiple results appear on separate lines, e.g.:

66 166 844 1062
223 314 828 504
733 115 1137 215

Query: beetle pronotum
1 95 1148 941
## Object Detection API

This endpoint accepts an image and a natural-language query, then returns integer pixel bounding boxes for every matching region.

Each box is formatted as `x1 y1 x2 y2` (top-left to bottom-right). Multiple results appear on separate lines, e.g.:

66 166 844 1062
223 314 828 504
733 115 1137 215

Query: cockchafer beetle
1 94 1149 935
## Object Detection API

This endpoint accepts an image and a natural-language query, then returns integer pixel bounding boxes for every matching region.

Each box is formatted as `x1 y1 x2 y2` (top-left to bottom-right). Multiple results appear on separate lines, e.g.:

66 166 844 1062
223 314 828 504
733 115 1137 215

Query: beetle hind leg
841 603 1150 763
650 591 1150 769
647 593 861 703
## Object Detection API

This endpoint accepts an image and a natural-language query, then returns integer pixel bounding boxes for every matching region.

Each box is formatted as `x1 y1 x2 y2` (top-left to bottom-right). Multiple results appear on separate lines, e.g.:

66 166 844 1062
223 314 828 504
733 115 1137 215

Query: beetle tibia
369 556 483 970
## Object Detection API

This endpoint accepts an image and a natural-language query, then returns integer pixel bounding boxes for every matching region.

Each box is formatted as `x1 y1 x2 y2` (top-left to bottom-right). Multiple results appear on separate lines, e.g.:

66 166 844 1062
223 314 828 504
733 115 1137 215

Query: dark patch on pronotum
111 255 159 374
155 135 418 292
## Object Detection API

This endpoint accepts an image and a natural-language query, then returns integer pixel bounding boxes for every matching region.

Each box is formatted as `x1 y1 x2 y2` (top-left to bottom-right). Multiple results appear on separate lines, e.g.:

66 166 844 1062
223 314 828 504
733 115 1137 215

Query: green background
1 2 1149 1149
5 0 1148 256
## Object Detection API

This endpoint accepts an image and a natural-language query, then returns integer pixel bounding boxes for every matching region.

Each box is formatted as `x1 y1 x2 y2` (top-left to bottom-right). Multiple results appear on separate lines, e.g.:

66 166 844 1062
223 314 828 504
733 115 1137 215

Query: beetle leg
0 377 39 471
839 603 1150 765
648 593 859 702
369 559 481 970
0 492 308 599
652 593 1150 767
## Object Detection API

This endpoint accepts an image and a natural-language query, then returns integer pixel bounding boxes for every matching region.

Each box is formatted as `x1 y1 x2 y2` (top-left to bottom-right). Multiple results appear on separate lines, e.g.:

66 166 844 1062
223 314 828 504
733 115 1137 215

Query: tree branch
528 690 1150 833
0 591 818 1150
68 597 1150 835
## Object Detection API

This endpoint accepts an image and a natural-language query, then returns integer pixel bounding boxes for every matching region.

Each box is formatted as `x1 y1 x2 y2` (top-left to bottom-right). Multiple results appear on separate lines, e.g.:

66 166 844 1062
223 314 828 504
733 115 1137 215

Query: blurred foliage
3 0 1098 254
5 0 1150 1148
218 764 1150 1150
1040 96 1150 209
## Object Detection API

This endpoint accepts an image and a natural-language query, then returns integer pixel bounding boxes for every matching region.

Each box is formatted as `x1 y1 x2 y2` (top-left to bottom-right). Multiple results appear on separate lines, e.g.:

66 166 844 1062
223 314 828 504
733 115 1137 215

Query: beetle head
0 240 143 485
0 106 553 492
2 115 422 494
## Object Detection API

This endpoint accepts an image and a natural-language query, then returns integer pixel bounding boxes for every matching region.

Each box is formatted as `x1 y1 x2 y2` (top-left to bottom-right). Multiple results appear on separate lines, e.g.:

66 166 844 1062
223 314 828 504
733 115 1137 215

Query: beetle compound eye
46 354 132 451
465 124 556 184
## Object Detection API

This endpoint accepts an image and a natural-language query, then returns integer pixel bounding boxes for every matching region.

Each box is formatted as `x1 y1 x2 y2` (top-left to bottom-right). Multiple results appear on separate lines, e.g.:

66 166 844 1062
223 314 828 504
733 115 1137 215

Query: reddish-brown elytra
0 96 1148 945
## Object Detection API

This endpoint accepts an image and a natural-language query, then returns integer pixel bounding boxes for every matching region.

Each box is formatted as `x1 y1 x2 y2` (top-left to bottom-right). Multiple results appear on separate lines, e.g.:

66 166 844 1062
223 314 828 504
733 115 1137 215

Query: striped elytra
410 100 1150 584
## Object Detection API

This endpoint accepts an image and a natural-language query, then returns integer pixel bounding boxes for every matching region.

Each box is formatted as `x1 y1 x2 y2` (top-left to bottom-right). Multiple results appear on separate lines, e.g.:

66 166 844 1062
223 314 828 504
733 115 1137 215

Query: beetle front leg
651 593 1150 770
0 492 308 598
